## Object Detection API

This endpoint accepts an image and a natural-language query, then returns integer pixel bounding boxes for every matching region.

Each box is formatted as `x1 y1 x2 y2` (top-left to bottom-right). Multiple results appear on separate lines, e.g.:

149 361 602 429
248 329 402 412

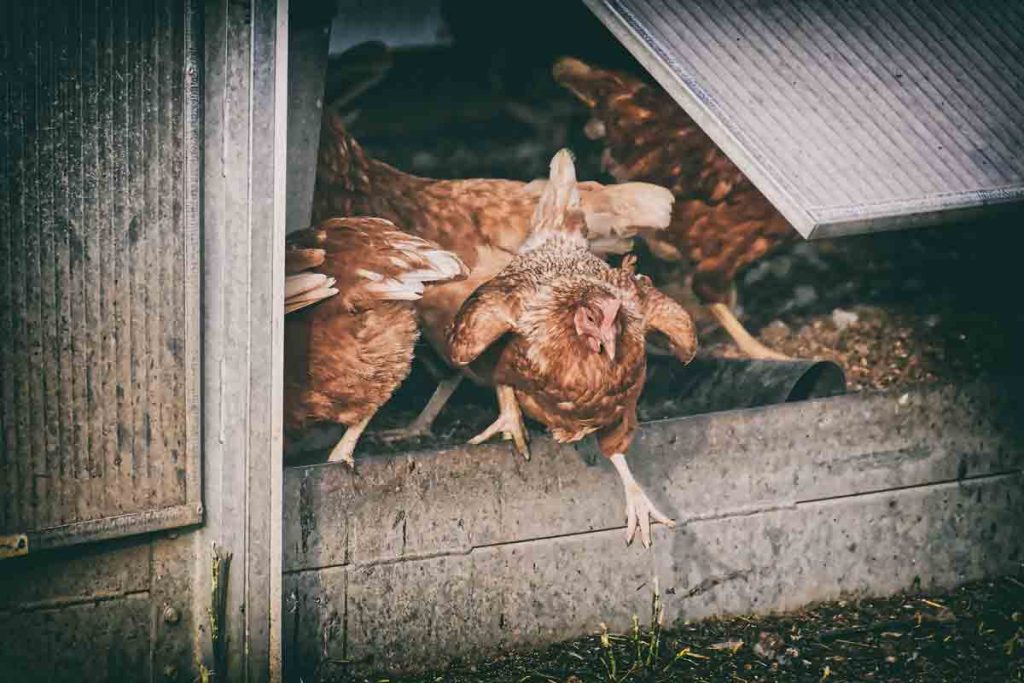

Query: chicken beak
597 298 621 361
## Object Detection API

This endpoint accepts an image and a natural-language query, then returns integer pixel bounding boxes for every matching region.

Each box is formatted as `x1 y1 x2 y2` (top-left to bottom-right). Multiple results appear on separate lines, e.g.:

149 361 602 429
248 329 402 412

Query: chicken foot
469 384 531 460
708 303 789 361
609 453 676 548
374 374 463 442
328 414 373 466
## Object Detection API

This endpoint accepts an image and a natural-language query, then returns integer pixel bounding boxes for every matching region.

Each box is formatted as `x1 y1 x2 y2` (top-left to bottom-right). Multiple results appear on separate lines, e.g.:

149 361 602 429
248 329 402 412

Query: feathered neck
317 111 376 195
520 149 588 253
518 222 588 254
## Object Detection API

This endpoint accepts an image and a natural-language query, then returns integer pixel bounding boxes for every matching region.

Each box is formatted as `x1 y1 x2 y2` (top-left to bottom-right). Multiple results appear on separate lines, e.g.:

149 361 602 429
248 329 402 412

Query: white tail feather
365 277 425 300
286 273 333 299
285 285 339 314
587 237 636 255
422 250 464 278
584 182 674 234
523 164 673 255
531 149 581 234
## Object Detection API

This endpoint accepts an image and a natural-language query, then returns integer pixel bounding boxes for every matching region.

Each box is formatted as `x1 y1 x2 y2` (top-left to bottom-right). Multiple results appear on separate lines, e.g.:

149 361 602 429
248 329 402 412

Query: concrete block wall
282 383 1024 677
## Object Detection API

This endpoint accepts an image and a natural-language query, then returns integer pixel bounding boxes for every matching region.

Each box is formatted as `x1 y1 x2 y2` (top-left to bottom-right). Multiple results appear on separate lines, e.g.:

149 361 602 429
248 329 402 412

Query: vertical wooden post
198 0 287 679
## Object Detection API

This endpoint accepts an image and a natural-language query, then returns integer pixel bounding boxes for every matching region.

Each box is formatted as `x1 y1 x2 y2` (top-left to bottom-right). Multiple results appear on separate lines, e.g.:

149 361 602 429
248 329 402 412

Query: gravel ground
330 574 1024 682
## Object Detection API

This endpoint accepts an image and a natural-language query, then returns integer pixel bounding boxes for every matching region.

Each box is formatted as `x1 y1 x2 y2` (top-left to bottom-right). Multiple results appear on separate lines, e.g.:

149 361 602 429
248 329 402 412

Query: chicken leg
374 374 463 442
609 453 676 548
469 384 531 460
327 414 373 465
708 303 789 361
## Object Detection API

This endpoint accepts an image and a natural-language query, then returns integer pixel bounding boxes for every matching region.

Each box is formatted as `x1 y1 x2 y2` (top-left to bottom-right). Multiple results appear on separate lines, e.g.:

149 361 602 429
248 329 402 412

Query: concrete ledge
282 382 1024 677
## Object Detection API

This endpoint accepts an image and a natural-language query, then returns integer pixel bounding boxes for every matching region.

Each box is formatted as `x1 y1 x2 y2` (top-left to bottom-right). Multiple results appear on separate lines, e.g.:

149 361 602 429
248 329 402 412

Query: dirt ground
333 574 1024 682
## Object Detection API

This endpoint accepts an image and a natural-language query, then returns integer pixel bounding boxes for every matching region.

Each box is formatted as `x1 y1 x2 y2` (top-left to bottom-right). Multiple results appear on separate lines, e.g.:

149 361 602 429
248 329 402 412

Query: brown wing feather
638 277 698 364
447 279 522 367
286 217 466 312
284 217 466 435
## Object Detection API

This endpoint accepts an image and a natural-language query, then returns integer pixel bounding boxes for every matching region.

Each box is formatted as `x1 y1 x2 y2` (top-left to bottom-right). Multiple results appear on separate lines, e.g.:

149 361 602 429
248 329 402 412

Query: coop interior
0 0 1021 679
283 0 1024 466
276 3 1024 675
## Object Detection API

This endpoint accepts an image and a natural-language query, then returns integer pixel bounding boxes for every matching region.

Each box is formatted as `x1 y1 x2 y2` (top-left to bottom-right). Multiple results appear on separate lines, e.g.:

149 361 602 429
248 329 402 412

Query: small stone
754 631 785 660
770 257 794 279
831 308 859 331
583 118 606 140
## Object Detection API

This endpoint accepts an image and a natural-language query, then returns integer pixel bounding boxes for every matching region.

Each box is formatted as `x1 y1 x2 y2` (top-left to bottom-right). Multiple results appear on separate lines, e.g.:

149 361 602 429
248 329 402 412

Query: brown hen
448 150 697 548
283 217 466 465
312 112 675 440
553 56 797 360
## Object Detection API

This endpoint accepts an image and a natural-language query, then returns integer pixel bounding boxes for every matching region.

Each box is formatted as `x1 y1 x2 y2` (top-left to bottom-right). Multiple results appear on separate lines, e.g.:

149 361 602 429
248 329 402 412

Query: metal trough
641 356 846 419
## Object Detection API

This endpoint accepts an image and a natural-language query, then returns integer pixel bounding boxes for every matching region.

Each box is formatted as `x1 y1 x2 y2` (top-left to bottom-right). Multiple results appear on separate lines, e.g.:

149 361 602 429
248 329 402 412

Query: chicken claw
610 453 676 548
469 385 531 460
327 415 372 466
374 375 463 443
708 303 789 361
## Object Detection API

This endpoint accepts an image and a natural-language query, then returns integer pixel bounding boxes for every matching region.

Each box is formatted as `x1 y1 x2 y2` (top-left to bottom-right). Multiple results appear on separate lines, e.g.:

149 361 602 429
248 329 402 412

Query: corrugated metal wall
0 0 201 552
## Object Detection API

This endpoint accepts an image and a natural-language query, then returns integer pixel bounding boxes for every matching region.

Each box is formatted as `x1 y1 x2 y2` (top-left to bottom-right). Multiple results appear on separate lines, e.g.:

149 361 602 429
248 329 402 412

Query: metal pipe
639 355 847 420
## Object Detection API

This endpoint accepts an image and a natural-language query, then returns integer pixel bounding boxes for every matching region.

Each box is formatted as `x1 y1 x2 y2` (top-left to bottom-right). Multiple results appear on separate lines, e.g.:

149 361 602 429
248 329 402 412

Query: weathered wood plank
0 589 152 681
0 0 17 531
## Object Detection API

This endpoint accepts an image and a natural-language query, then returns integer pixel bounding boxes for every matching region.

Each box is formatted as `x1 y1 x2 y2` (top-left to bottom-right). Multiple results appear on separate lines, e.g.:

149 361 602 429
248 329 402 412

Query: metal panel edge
195 0 286 679
269 0 288 680
182 0 204 525
27 503 202 553
584 0 818 237
807 185 1024 239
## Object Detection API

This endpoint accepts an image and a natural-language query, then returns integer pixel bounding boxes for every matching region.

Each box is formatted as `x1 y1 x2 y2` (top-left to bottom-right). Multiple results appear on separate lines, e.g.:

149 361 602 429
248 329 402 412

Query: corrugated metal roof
584 0 1024 238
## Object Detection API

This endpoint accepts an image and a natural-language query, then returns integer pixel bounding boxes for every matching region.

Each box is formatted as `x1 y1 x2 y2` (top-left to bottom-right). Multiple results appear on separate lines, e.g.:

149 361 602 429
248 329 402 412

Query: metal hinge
0 534 29 559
